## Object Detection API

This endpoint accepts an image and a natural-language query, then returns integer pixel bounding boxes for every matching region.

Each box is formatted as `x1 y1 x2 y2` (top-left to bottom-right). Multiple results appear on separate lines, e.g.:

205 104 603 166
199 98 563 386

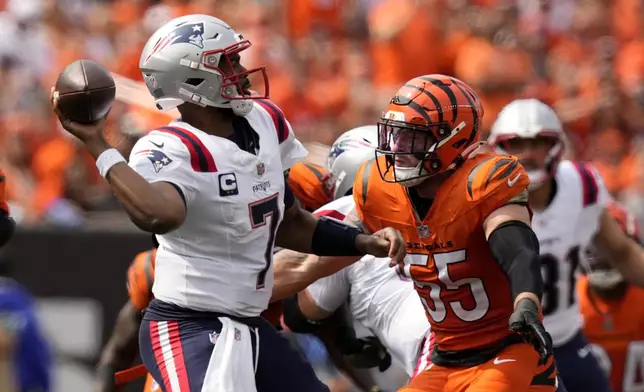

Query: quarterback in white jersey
276 126 429 391
489 99 644 392
51 14 406 392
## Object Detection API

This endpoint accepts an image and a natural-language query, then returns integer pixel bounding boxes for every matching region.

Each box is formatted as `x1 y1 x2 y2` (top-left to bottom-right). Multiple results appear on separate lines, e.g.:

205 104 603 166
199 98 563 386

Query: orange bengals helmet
376 74 484 186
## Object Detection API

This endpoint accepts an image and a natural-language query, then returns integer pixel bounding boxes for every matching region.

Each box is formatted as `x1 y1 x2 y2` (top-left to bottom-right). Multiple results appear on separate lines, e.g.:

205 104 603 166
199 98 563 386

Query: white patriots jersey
532 160 610 346
128 100 307 316
307 196 430 378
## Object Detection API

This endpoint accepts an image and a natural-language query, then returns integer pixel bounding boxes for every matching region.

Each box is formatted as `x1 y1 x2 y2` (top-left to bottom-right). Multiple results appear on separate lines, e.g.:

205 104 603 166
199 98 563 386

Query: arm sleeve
305 268 351 313
128 133 200 204
487 220 543 300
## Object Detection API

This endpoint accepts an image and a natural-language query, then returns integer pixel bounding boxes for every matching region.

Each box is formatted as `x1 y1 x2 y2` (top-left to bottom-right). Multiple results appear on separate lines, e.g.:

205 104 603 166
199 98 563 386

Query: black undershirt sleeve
488 220 543 301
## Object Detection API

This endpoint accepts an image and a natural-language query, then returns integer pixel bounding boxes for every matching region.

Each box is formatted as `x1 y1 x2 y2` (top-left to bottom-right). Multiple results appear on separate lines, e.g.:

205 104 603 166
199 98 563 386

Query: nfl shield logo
418 224 430 239
234 328 241 341
256 162 265 176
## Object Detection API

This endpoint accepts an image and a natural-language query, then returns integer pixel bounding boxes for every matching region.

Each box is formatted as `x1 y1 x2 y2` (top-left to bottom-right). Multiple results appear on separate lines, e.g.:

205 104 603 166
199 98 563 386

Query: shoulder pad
126 249 157 311
465 154 529 208
146 126 217 173
288 162 331 211
254 99 290 144
570 161 600 207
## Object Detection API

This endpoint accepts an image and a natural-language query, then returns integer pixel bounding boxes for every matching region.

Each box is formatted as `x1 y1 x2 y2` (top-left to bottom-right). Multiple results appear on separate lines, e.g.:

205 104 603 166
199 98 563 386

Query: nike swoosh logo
578 345 592 358
493 357 516 365
150 140 164 148
507 173 521 187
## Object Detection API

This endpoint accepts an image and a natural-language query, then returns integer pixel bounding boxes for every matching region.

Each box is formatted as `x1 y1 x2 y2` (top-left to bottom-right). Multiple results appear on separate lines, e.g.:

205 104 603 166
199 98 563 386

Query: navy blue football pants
139 299 329 392
554 330 612 392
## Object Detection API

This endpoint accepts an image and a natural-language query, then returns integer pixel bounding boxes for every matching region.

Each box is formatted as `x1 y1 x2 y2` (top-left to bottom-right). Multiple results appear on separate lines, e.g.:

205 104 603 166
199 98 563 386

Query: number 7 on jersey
248 193 281 289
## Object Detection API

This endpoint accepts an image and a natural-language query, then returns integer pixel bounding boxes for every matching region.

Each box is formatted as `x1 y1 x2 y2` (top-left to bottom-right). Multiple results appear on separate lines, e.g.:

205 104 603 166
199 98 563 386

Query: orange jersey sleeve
287 162 332 212
0 169 8 214
464 153 530 222
126 249 157 311
578 276 644 392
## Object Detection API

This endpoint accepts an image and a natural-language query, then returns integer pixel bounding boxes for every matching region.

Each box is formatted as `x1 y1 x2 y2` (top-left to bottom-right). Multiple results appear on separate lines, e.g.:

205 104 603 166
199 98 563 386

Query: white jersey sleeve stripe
571 162 598 206
156 126 217 172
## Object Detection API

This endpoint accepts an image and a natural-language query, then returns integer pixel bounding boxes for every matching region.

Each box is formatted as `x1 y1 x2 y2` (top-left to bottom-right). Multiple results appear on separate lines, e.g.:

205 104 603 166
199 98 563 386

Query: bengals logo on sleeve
464 154 530 220
126 249 157 311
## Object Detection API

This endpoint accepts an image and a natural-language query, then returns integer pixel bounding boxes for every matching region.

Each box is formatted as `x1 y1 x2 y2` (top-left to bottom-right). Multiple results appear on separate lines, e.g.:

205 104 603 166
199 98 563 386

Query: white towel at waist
201 317 258 392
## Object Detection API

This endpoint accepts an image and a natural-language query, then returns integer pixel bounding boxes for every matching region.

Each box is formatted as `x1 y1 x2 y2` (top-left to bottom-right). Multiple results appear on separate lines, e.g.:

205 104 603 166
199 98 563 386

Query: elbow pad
281 294 322 333
0 212 15 248
488 220 543 300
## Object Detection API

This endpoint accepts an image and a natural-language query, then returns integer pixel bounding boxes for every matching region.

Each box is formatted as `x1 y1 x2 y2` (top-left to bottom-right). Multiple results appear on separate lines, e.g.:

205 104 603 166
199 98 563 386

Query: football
55 59 116 124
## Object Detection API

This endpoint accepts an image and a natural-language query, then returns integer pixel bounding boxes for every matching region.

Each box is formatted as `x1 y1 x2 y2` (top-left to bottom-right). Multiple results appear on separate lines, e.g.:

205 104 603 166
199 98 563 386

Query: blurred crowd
2 0 644 226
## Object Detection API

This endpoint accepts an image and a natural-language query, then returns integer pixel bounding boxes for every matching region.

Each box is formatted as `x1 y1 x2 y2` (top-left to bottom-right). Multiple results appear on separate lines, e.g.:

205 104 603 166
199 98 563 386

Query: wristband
96 148 126 178
311 216 363 256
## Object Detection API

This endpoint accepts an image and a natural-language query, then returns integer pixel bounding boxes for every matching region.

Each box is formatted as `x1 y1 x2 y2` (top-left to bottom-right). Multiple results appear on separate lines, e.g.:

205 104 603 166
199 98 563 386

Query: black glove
509 298 553 363
340 336 392 372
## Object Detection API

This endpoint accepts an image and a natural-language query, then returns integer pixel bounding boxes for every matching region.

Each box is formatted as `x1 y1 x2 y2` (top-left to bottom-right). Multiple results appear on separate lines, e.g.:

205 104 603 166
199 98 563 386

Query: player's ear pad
0 213 15 248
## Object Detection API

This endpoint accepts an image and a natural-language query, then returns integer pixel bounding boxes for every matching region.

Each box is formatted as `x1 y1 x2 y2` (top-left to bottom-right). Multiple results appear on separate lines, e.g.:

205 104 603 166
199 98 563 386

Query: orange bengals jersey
287 162 332 212
353 153 530 352
127 249 157 312
578 276 644 392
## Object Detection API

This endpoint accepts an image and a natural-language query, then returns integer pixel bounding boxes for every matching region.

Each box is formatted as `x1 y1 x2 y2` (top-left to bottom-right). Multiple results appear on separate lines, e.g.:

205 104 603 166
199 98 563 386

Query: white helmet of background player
488 99 565 190
327 126 378 200
139 14 268 116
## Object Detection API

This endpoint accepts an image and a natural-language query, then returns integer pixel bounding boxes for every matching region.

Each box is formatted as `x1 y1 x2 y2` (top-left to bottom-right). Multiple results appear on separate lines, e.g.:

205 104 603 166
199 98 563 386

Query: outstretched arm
272 206 388 302
484 203 551 360
275 198 403 261
595 208 644 286
484 203 543 309
275 188 405 261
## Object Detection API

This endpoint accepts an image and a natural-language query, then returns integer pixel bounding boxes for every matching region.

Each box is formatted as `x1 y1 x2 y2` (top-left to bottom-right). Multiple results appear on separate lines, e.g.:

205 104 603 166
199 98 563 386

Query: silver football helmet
327 125 378 200
139 14 268 116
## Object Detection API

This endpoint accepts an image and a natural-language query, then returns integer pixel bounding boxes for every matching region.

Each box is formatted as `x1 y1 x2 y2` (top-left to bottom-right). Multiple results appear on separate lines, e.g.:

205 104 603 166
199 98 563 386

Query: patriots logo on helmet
144 22 206 63
137 149 173 173
327 136 373 170
327 143 345 170
168 22 205 49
